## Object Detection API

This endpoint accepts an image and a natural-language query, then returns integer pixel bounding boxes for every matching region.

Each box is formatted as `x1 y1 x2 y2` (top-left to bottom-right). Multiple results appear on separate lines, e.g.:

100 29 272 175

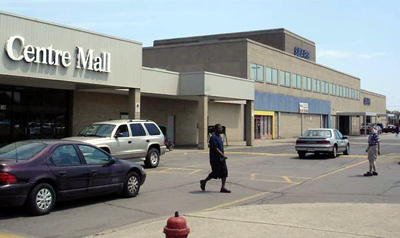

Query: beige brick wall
143 41 248 79
280 112 301 138
360 90 386 114
303 114 322 133
72 91 129 136
209 102 244 142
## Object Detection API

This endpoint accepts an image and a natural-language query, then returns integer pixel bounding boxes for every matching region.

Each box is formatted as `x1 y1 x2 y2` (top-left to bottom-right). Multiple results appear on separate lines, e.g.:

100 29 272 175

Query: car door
129 123 149 158
111 124 133 159
334 130 345 152
48 144 89 199
77 144 124 195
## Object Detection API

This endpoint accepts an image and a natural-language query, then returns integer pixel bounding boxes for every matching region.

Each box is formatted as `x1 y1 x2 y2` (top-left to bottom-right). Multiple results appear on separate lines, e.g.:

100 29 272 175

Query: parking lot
1 134 399 238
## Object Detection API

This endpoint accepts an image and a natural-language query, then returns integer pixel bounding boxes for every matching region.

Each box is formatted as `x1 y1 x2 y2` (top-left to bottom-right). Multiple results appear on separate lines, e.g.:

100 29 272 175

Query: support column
198 96 208 150
337 115 340 130
320 114 323 128
277 112 281 139
128 88 141 119
245 100 254 146
359 116 362 135
301 113 304 134
364 115 367 135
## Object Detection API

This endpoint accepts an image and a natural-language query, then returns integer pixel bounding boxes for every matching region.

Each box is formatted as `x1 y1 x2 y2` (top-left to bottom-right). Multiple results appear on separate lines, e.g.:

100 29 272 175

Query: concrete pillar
337 115 340 130
359 116 362 135
198 96 208 150
364 115 367 135
245 100 254 146
301 113 304 134
128 88 141 119
277 112 281 139
320 114 323 128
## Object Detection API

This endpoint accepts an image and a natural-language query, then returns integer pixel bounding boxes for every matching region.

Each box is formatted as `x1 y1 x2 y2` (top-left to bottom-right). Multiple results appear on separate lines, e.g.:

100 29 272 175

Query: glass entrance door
0 85 70 146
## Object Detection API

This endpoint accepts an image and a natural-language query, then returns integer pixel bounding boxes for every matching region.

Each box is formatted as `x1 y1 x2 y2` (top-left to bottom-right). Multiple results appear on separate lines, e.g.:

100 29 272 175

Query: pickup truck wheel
298 152 306 158
145 148 160 168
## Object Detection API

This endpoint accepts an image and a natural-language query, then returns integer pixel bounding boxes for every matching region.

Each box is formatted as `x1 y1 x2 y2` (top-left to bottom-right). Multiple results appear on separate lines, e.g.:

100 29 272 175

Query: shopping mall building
0 12 386 148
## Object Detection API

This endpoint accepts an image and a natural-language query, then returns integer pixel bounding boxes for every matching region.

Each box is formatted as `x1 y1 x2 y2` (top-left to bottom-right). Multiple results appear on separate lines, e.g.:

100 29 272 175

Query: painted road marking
282 176 293 183
250 173 256 180
0 231 26 238
203 158 379 211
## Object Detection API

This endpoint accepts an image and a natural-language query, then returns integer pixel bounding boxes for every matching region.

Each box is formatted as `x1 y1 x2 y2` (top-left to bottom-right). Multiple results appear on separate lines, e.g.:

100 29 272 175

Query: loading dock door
339 116 350 135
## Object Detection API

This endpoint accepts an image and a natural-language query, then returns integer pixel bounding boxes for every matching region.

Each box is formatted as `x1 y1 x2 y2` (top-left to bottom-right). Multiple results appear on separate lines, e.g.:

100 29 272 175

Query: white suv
64 120 166 168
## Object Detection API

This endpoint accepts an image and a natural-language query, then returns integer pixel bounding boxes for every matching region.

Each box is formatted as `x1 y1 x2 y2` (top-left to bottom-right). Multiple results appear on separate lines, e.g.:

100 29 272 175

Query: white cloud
357 52 386 59
318 49 386 60
317 49 351 59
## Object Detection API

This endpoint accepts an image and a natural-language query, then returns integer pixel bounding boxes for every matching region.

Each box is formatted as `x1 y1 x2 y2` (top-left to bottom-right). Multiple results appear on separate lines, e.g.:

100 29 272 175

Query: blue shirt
209 133 224 162
368 129 380 146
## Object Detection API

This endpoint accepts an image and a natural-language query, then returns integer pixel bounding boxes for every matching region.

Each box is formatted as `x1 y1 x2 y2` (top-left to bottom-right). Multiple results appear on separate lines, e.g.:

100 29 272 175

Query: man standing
200 124 231 193
364 125 381 176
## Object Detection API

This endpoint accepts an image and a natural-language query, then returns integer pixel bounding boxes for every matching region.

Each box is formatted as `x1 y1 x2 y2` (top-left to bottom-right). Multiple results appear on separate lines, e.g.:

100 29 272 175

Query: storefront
0 12 255 149
0 86 70 146
254 110 274 139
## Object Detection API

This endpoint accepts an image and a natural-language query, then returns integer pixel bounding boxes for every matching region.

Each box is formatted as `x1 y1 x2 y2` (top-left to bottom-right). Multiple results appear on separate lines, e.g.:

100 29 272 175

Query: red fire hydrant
164 211 190 238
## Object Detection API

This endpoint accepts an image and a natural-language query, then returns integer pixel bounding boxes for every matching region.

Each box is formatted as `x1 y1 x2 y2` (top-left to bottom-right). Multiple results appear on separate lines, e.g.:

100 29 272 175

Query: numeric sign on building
299 102 309 113
294 47 310 60
5 35 111 73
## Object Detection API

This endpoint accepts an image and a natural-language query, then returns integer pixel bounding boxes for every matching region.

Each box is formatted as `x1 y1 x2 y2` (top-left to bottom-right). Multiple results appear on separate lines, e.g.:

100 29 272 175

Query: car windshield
302 130 331 138
0 142 47 161
78 124 116 137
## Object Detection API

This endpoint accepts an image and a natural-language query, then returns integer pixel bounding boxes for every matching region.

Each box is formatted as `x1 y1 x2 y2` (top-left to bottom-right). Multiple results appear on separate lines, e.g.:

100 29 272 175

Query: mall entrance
0 85 70 147
254 115 273 139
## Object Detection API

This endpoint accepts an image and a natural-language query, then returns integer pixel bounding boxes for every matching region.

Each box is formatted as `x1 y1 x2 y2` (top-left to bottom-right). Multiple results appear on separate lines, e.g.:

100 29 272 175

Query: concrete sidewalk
87 203 400 238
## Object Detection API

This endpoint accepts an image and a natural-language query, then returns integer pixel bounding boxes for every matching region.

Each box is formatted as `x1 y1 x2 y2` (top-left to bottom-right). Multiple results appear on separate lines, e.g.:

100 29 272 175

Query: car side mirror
342 136 348 139
105 158 117 166
114 133 123 138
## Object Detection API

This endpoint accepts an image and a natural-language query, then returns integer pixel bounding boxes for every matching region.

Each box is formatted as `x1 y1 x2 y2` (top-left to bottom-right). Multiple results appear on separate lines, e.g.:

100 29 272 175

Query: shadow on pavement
0 193 123 220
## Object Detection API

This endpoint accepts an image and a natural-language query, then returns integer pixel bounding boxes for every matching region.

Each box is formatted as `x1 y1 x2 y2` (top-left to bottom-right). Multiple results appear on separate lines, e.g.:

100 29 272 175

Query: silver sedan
295 128 350 158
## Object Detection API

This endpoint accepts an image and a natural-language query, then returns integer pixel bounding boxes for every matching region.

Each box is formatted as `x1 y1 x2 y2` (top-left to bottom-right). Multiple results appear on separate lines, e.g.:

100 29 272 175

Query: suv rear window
130 123 146 136
144 123 161 135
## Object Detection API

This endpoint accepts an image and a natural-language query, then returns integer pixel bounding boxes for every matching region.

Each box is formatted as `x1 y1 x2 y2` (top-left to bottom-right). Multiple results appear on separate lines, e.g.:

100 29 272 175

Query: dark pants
208 159 228 179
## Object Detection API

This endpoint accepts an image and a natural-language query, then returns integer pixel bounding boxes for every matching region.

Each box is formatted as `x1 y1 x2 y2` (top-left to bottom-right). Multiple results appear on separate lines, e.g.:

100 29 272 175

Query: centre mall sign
5 36 111 73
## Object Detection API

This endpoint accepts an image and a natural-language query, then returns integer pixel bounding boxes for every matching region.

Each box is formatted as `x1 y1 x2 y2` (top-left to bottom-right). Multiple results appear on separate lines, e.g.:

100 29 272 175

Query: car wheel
330 145 337 158
344 144 350 155
26 183 56 216
145 148 160 168
298 151 306 158
122 172 140 198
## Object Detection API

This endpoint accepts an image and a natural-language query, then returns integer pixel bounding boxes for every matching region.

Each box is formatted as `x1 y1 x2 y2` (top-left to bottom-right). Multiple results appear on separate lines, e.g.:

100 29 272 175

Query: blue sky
2 0 399 110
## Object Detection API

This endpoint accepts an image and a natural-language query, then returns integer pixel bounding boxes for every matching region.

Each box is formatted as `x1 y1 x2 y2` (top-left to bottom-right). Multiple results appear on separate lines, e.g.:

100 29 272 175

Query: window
330 83 336 95
115 124 129 137
292 74 297 88
313 79 321 93
305 77 312 91
51 145 81 166
266 67 278 84
279 70 291 87
79 124 115 137
250 64 264 82
130 123 146 137
0 142 47 161
144 123 161 135
272 68 278 84
297 75 302 89
78 145 111 165
336 85 340 96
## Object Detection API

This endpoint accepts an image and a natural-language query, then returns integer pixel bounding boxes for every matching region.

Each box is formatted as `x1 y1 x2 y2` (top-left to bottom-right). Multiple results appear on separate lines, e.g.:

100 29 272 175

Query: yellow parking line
203 191 270 212
312 160 368 181
189 169 202 174
0 232 26 238
282 176 293 183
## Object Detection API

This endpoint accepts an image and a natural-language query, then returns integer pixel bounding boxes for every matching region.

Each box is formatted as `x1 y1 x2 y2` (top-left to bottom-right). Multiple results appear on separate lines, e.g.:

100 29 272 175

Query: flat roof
154 28 315 46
